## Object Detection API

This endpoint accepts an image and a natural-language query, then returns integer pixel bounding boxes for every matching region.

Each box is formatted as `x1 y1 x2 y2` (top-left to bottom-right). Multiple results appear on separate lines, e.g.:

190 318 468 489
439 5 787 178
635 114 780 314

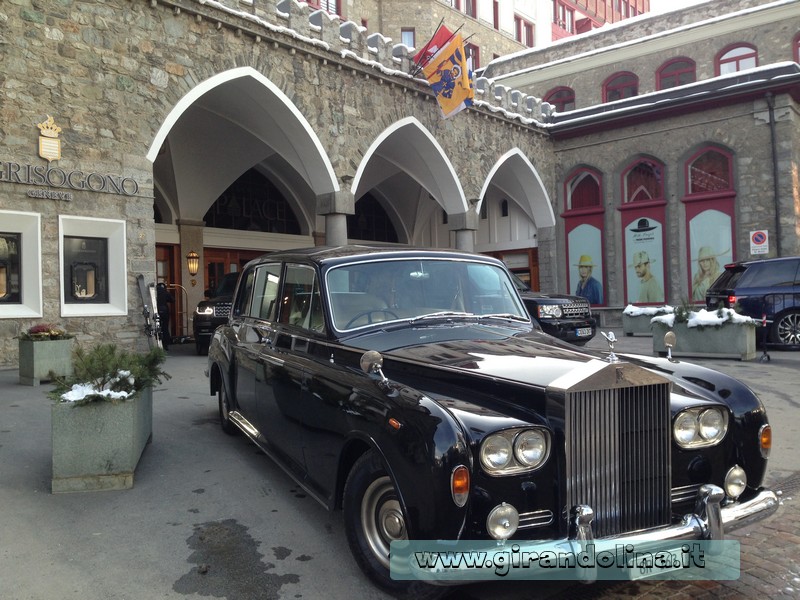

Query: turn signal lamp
759 424 771 458
451 465 470 507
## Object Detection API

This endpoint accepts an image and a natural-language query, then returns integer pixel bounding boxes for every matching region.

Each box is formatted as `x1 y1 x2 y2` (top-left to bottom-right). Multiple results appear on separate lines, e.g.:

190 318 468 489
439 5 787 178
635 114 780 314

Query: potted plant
622 304 674 337
651 302 758 361
17 323 76 386
49 344 170 493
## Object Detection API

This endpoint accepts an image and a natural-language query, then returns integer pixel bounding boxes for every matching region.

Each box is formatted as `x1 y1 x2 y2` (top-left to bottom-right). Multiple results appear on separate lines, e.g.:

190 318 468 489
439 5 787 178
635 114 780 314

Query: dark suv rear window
738 260 800 288
708 265 744 292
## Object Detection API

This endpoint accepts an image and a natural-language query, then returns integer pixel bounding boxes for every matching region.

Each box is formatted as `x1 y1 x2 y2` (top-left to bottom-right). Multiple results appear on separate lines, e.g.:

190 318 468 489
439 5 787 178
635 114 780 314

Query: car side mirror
360 350 390 389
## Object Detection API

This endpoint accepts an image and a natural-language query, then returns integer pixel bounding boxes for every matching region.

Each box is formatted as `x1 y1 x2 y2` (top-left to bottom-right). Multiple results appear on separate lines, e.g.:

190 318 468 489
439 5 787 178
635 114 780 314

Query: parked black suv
513 276 597 345
193 272 240 355
705 256 800 346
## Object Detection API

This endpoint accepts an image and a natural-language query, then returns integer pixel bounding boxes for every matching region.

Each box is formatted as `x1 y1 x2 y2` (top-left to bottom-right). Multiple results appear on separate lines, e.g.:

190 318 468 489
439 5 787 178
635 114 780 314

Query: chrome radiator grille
565 382 671 538
561 301 591 318
214 303 232 318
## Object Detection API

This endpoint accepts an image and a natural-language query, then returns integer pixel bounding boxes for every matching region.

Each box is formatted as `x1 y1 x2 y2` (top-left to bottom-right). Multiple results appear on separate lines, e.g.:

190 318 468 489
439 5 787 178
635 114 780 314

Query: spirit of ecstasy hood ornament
601 331 619 363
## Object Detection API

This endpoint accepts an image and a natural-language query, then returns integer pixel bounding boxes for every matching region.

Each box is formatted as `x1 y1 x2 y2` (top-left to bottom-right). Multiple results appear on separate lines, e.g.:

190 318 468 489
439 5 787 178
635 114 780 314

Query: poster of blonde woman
689 209 733 302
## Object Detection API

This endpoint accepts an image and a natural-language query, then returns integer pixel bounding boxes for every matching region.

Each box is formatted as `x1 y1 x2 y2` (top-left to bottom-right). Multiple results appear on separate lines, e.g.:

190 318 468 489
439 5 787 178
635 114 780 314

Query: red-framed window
493 1 500 30
515 15 535 47
657 58 696 90
793 32 800 63
562 167 606 305
465 43 480 70
603 71 638 102
553 1 575 33
450 0 477 18
623 158 665 204
306 0 340 15
716 43 757 76
564 167 603 213
544 86 576 112
682 147 736 302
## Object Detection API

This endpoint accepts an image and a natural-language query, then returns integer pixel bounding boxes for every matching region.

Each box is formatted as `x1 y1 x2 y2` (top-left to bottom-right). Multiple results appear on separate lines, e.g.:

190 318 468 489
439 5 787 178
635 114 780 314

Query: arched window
565 169 602 211
603 72 638 102
623 159 664 203
716 44 757 75
686 149 732 196
657 58 696 90
203 169 301 234
544 86 576 112
348 193 399 243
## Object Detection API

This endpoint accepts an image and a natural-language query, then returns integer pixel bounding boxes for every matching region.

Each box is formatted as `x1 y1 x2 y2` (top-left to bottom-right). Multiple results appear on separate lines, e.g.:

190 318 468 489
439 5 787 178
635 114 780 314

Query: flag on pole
412 23 454 70
420 32 474 118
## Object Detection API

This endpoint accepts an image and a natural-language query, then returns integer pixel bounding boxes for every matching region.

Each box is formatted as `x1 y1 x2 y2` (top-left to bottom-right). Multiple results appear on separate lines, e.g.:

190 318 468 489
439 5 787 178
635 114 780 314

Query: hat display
574 255 595 267
694 246 728 261
631 218 657 233
629 250 656 268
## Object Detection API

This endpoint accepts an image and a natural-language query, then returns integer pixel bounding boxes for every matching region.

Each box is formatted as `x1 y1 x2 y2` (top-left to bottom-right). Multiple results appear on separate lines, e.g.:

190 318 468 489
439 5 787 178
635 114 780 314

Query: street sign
750 230 769 255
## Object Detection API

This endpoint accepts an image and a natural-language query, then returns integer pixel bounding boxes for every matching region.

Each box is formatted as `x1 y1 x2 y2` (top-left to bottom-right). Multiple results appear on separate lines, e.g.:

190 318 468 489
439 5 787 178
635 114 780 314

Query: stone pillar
317 189 354 247
176 219 205 331
449 208 479 253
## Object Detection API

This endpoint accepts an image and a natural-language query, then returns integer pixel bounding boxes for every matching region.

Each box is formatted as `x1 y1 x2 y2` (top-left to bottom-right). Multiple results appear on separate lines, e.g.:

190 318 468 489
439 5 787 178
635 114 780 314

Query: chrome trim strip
518 510 554 529
672 483 703 504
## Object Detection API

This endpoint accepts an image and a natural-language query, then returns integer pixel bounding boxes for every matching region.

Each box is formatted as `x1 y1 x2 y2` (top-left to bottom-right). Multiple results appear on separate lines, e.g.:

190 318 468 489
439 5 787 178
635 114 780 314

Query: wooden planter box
652 322 757 361
622 314 655 337
51 386 153 493
19 338 74 386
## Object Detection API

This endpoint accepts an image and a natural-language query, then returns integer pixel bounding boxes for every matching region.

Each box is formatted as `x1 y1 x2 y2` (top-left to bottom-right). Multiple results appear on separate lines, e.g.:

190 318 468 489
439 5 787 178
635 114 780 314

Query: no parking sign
750 230 769 255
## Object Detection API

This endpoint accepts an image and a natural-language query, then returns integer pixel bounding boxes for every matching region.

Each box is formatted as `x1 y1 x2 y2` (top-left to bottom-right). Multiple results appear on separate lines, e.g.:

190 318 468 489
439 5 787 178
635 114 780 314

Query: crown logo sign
37 115 62 138
37 115 62 162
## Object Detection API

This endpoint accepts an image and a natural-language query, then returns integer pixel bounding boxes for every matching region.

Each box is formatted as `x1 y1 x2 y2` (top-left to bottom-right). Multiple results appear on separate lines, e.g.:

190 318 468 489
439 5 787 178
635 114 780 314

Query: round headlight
486 503 519 540
514 429 548 468
481 434 512 471
674 411 698 445
724 465 747 499
699 409 725 441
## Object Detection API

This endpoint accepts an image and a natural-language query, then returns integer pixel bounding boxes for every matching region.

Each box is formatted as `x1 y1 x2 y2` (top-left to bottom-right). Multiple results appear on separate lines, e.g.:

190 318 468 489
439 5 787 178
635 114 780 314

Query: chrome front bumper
569 484 779 543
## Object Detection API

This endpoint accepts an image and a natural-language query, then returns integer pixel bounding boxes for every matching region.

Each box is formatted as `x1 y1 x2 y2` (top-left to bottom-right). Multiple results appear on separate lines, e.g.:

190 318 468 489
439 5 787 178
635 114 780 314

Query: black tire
343 451 444 600
218 384 238 436
771 310 800 346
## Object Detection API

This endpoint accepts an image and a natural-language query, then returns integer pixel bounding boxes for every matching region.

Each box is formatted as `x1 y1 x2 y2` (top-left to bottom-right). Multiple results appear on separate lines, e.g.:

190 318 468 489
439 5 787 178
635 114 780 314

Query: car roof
244 245 506 269
725 256 799 269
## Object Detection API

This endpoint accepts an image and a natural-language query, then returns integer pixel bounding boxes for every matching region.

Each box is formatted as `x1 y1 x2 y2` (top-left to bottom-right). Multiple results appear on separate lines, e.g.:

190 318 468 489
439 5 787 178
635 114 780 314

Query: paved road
0 330 797 599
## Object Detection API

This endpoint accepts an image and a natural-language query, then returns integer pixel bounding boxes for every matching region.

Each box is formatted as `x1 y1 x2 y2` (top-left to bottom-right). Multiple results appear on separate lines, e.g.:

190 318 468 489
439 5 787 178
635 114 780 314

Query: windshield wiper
409 311 475 324
477 313 529 323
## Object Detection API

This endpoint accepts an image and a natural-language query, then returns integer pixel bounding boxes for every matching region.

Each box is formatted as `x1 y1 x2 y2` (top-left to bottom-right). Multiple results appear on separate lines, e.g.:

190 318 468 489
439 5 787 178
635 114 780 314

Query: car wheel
218 384 238 436
771 310 800 345
343 451 443 599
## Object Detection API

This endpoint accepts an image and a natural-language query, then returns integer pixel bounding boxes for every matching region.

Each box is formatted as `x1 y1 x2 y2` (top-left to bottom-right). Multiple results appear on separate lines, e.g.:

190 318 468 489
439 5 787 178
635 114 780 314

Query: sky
648 0 710 12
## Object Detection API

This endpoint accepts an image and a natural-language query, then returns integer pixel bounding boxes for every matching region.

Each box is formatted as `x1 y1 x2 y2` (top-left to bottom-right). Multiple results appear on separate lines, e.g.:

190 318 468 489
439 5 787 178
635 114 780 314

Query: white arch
146 66 338 195
352 116 467 215
479 148 555 227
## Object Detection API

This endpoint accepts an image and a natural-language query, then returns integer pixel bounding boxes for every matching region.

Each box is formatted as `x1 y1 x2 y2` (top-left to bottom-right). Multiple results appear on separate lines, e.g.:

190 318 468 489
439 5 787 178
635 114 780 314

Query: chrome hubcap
777 313 800 345
361 476 407 569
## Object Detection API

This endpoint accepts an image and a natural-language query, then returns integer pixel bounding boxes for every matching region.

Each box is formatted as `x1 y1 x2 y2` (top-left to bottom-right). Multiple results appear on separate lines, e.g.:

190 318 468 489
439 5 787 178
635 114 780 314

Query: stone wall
0 0 553 366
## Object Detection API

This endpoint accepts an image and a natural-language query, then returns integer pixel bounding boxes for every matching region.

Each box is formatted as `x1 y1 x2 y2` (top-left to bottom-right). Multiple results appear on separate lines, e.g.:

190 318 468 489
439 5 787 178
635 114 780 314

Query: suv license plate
576 327 592 337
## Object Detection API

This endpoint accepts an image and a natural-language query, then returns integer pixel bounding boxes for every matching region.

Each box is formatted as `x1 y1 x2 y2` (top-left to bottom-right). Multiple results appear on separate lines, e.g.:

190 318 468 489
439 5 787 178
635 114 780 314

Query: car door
232 263 281 433
254 262 318 481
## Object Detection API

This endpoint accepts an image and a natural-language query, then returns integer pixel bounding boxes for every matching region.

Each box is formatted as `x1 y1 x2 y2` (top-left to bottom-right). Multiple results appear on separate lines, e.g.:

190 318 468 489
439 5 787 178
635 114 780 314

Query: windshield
326 258 528 331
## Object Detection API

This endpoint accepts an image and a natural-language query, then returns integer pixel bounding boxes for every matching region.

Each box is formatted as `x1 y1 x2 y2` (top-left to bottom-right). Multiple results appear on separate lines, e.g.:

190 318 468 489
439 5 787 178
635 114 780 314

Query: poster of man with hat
625 217 665 304
574 255 603 304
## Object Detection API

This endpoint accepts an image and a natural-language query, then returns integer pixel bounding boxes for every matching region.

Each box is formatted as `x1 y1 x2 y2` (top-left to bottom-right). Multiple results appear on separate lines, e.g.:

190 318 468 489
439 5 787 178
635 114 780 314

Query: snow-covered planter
651 307 758 361
17 324 76 386
49 345 169 493
622 305 674 337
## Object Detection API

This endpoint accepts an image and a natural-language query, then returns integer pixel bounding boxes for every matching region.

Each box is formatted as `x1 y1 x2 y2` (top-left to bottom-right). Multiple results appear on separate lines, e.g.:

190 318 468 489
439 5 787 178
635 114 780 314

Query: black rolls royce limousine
205 246 777 596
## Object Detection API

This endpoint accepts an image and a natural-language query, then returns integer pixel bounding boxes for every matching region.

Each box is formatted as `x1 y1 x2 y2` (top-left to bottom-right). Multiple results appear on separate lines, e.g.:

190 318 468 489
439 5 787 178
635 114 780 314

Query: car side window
250 263 281 321
232 269 255 318
741 261 798 288
278 264 325 333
